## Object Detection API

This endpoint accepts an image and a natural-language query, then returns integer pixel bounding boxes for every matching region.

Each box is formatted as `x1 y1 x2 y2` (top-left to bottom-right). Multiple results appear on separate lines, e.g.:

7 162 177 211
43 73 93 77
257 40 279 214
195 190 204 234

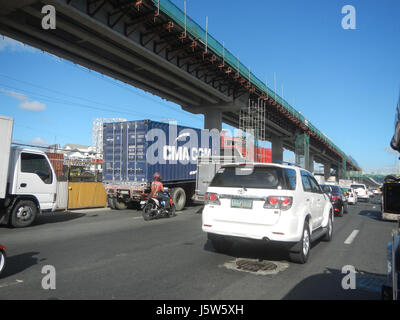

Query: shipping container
0 116 13 199
103 119 220 211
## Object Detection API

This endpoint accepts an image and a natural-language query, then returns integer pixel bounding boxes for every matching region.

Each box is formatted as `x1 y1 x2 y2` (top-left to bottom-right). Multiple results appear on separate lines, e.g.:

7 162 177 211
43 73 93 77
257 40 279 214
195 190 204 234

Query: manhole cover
223 258 288 276
236 259 277 272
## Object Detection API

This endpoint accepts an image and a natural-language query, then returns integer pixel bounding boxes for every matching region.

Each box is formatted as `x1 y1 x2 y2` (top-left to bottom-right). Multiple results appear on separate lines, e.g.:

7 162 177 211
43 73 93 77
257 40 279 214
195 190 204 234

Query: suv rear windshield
351 184 365 189
209 166 296 190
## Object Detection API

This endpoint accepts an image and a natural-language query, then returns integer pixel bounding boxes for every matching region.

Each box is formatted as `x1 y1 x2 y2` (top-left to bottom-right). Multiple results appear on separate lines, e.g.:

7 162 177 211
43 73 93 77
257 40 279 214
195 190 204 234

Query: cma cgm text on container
102 120 221 211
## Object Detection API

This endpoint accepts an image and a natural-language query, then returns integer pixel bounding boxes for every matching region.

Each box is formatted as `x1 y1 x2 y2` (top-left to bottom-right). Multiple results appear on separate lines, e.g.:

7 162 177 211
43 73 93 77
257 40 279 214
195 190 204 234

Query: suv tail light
205 192 221 205
264 196 293 211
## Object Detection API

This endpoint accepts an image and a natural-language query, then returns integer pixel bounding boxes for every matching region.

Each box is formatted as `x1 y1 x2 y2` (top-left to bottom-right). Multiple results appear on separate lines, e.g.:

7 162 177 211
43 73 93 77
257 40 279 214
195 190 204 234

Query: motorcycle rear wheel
142 203 155 221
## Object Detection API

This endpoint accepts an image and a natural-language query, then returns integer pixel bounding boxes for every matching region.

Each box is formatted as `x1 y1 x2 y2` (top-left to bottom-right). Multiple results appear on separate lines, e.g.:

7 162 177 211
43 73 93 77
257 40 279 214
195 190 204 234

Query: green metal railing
151 0 360 171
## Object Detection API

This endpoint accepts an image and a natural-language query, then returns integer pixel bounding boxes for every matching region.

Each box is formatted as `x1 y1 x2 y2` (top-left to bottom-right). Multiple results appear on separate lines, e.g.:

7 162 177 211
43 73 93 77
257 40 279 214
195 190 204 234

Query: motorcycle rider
151 172 170 209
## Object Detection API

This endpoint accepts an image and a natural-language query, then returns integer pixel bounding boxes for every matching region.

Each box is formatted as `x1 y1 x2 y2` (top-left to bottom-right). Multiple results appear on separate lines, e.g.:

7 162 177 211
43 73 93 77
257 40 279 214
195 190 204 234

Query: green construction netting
295 134 310 169
151 0 360 170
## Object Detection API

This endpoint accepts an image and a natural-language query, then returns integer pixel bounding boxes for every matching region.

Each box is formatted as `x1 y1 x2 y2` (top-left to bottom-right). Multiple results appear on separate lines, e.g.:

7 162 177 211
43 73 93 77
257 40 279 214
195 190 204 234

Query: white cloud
29 137 51 147
0 36 37 53
0 89 27 101
19 100 46 112
0 88 46 112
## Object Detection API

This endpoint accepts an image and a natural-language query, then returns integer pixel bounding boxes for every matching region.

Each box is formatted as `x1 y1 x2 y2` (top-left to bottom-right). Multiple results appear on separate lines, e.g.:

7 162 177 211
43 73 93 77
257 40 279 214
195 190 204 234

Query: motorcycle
0 244 6 276
142 188 176 221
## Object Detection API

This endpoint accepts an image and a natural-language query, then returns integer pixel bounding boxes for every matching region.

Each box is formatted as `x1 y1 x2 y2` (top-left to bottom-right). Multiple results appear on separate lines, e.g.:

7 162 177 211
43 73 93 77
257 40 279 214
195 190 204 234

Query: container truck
0 116 57 228
103 120 219 211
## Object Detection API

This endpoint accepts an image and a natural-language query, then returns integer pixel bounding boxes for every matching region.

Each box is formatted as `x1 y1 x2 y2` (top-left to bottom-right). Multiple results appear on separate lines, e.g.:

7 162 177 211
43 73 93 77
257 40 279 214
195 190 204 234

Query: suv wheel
208 234 233 254
338 206 344 217
323 213 333 242
289 223 310 264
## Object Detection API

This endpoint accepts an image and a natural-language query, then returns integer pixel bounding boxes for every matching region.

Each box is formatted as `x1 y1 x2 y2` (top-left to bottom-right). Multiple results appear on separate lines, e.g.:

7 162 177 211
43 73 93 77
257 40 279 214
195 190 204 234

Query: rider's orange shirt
151 181 164 197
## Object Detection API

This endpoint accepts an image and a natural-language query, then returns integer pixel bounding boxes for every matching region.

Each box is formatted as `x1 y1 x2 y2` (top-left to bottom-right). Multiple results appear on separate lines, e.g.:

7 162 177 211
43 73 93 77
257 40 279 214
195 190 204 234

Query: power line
0 82 200 128
0 73 201 122
12 142 104 157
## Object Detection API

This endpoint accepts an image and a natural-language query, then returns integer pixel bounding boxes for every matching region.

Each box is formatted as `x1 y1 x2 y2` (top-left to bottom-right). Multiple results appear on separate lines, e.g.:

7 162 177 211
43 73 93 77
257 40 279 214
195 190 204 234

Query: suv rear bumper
202 206 303 242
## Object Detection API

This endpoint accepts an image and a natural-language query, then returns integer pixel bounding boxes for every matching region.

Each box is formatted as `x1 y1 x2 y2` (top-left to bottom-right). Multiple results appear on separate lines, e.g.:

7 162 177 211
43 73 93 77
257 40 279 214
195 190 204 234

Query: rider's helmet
153 172 161 181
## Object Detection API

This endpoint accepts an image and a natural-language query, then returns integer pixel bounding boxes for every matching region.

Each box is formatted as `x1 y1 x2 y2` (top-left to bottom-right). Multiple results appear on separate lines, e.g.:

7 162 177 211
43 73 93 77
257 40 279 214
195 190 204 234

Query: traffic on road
1 0 400 307
0 192 396 300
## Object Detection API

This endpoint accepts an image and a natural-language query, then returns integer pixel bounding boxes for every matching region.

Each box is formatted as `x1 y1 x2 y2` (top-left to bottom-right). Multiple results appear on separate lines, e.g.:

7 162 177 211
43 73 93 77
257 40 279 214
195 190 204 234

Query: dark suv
320 184 348 217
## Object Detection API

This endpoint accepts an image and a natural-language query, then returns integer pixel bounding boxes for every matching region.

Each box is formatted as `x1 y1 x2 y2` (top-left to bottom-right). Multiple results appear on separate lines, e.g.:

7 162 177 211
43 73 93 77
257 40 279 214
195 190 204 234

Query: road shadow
0 211 86 229
359 209 397 223
31 211 86 227
204 239 297 262
0 251 42 279
283 268 385 300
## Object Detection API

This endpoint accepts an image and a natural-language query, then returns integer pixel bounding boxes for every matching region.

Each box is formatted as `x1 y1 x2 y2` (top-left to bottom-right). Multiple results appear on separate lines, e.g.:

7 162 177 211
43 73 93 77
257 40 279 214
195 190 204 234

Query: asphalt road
0 195 397 300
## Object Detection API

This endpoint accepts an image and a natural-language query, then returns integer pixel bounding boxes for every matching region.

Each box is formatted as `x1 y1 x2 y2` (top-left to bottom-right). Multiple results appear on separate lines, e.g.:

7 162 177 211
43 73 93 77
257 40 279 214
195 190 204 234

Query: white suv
202 163 333 264
350 183 369 201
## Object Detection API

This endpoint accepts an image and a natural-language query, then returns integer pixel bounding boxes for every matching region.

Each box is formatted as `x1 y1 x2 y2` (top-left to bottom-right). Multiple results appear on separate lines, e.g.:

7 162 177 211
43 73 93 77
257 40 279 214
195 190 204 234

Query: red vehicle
220 131 272 163
0 244 6 276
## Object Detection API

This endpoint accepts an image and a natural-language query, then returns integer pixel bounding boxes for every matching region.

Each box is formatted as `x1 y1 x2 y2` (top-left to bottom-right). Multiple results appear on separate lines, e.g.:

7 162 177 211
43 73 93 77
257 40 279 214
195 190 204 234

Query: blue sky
0 0 399 173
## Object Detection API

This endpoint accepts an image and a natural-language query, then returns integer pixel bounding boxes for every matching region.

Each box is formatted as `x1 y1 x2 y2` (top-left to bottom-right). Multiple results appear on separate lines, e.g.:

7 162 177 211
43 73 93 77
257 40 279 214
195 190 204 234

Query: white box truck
0 116 57 228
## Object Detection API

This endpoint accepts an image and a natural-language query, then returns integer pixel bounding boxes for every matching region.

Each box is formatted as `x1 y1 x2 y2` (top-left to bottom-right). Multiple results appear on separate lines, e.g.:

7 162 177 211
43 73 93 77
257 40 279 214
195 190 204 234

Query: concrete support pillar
203 109 222 132
324 163 331 181
308 153 314 173
339 157 347 180
295 133 310 170
271 135 283 163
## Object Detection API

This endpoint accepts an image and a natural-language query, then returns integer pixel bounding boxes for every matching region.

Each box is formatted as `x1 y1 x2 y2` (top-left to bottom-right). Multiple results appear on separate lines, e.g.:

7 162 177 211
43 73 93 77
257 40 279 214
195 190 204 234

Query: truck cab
0 116 57 228
0 146 57 227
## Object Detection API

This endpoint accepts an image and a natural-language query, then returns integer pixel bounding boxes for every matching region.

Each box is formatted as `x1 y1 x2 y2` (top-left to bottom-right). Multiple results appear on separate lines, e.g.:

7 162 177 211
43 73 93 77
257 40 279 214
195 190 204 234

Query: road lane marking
0 279 24 288
344 230 359 244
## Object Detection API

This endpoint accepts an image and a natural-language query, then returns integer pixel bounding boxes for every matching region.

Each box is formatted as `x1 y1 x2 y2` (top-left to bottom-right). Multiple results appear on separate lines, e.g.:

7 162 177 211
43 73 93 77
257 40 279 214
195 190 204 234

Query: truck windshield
209 166 287 189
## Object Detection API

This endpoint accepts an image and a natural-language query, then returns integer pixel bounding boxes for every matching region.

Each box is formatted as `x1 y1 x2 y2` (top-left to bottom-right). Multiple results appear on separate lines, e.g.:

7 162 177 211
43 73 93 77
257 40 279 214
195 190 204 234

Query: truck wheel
128 202 141 210
10 200 37 228
289 223 310 264
171 187 186 211
107 196 116 210
114 199 128 210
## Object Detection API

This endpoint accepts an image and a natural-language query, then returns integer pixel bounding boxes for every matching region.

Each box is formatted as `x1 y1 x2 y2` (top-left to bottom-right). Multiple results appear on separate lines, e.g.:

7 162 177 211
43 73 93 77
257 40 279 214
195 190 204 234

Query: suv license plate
231 199 253 209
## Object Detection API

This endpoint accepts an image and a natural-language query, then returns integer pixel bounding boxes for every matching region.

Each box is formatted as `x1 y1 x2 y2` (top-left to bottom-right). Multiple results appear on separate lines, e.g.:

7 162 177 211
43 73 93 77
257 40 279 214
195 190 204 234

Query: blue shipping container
103 120 220 184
